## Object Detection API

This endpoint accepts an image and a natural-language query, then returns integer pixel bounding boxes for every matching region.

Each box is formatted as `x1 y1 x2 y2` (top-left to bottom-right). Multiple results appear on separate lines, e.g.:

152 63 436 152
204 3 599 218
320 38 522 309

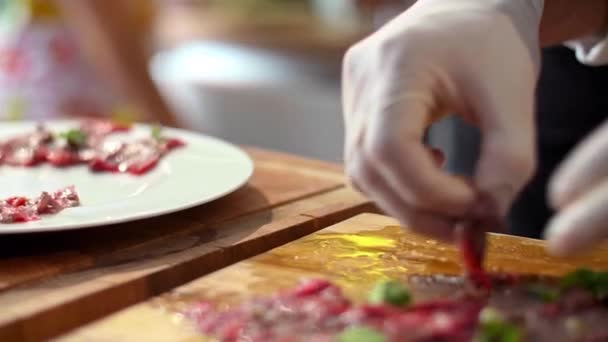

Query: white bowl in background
150 41 344 162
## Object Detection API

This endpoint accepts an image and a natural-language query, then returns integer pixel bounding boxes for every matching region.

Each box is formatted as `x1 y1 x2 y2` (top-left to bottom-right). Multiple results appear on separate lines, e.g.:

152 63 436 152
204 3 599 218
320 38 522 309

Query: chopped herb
58 129 87 147
368 280 411 307
527 284 559 303
475 307 522 342
561 268 608 301
593 272 608 300
151 124 163 141
561 269 595 289
337 326 386 342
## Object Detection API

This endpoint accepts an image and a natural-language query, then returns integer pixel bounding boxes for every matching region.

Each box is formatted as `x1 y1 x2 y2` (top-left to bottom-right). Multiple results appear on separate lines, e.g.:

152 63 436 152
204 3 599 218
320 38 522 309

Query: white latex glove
547 120 608 256
342 0 544 241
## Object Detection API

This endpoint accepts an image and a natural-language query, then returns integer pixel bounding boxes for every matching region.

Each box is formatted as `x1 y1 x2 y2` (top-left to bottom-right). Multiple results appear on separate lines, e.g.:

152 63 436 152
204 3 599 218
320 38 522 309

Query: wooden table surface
58 213 608 341
0 147 375 342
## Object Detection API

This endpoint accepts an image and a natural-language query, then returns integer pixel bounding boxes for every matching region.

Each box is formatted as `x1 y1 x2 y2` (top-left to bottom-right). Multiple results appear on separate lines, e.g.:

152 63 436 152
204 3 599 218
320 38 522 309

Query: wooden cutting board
0 147 380 342
57 213 608 341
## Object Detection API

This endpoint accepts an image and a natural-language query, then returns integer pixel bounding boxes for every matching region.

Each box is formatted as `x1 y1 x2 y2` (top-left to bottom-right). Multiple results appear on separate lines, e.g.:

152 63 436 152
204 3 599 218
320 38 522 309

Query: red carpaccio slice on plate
88 137 184 175
0 125 53 166
185 273 608 342
79 120 131 136
0 186 80 223
78 119 131 147
0 121 185 175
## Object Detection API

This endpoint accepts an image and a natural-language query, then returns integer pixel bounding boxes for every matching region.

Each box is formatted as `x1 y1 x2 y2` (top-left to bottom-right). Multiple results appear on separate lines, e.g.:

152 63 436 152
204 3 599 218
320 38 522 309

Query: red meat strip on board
457 191 505 292
186 279 483 342
187 274 608 342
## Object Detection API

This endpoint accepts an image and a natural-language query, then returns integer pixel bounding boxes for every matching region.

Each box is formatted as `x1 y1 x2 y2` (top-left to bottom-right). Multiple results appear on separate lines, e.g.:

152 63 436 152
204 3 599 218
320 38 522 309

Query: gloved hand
342 0 544 240
547 120 608 256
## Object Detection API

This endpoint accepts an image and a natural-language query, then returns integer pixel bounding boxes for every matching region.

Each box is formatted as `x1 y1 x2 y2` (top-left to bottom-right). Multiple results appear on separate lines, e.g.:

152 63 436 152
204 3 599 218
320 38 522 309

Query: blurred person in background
0 0 176 125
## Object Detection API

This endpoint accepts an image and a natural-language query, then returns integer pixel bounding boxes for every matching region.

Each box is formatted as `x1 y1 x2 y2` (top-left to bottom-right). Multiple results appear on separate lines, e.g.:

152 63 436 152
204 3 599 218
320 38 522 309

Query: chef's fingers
549 120 608 209
349 145 443 193
545 178 608 256
348 151 455 241
365 95 476 218
474 83 537 218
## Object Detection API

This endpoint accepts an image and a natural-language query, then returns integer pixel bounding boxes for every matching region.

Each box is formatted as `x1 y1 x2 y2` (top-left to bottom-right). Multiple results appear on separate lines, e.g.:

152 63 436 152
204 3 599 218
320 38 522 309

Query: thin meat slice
45 148 82 167
186 279 483 342
51 185 80 209
79 119 131 138
0 121 184 175
186 273 608 342
89 137 184 175
79 119 131 147
457 191 504 292
458 222 491 291
0 186 80 223
0 125 53 166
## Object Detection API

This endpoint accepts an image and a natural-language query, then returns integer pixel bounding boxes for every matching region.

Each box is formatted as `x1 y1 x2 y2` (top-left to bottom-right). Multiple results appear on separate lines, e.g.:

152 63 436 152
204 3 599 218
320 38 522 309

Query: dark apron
509 46 608 238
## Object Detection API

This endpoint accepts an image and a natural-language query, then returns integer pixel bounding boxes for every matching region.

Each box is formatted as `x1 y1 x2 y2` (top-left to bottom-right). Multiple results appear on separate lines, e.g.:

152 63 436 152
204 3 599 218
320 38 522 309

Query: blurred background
1 0 461 165
151 0 412 162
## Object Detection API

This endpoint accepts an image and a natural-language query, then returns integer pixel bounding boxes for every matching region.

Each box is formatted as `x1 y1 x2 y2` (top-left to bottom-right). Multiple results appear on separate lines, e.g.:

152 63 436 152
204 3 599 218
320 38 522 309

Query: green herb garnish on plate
58 129 87 147
150 124 163 141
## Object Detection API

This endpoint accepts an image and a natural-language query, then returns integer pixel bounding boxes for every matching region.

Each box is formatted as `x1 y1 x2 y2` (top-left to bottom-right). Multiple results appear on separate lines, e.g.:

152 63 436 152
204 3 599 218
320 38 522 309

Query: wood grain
0 147 374 341
0 147 339 291
58 213 608 341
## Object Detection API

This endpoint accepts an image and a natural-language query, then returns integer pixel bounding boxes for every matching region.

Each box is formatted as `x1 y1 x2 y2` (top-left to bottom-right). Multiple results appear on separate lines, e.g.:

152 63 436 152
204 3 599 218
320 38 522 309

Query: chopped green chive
475 307 522 342
368 280 411 307
561 268 608 301
58 129 87 147
151 124 163 141
527 284 559 303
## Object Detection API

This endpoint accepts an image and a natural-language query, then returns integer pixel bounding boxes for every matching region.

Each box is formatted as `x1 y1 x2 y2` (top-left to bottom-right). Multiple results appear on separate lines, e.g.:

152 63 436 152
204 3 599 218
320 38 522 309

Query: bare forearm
540 0 608 47
55 0 177 126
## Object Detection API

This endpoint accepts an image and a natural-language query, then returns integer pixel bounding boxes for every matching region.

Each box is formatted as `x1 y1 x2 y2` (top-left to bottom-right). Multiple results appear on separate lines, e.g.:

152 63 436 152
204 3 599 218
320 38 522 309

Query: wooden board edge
0 188 371 341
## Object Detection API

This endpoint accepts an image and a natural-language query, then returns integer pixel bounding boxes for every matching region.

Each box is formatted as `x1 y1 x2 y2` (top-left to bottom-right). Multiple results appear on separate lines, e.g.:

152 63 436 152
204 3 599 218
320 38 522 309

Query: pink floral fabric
0 23 119 120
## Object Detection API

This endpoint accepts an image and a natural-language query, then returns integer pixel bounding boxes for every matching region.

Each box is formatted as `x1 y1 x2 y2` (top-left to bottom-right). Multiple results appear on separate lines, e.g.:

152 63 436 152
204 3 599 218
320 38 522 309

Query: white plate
0 120 254 233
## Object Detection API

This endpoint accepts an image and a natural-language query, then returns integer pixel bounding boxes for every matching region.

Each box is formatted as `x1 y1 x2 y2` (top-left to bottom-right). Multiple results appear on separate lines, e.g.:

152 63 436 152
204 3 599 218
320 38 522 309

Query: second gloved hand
547 119 608 256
